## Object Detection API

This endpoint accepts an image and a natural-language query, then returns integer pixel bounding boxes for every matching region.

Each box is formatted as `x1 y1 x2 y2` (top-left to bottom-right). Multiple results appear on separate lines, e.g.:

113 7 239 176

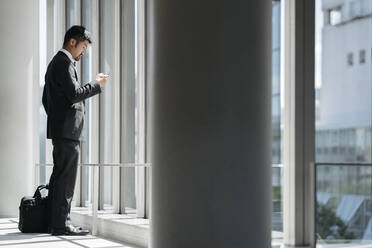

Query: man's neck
63 47 73 55
60 48 76 63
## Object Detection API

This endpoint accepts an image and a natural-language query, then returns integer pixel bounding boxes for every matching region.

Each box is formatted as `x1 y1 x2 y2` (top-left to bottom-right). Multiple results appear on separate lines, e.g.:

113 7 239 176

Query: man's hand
96 73 109 87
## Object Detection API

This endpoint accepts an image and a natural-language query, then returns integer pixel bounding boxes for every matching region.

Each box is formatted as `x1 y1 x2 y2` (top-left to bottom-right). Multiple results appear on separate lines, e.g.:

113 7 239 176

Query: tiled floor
0 218 140 248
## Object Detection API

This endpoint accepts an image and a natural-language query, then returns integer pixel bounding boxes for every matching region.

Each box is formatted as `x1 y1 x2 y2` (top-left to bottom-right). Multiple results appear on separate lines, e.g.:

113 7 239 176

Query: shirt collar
60 48 77 67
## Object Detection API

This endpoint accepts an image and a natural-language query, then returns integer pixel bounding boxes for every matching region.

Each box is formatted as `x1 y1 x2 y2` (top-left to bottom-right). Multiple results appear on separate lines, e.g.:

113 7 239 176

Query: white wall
0 0 39 217
320 15 372 129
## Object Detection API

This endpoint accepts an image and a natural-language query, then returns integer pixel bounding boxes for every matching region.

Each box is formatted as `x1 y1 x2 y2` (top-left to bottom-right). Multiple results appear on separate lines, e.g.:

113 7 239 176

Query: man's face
69 39 89 61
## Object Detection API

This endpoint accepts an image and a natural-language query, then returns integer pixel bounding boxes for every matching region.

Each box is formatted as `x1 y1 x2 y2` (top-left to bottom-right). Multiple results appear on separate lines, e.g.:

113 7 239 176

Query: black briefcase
18 185 49 233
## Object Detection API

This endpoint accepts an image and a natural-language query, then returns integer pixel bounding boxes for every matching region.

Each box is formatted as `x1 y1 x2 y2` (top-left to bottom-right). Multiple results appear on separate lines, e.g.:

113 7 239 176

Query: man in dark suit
42 25 108 235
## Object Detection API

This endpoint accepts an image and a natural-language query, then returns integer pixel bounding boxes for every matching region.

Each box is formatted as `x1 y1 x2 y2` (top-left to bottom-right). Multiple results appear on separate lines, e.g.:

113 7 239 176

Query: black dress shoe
51 224 89 236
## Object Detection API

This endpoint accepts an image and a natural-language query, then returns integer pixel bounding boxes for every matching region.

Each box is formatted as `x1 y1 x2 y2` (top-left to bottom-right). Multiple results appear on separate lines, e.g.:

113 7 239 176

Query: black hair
63 25 92 48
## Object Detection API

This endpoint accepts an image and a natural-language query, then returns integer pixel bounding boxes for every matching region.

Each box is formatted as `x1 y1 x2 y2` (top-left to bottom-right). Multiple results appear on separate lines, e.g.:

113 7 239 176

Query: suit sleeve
57 60 102 104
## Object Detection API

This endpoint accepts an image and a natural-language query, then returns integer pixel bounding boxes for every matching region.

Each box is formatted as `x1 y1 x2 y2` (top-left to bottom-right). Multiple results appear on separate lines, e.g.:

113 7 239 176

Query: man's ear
70 38 77 47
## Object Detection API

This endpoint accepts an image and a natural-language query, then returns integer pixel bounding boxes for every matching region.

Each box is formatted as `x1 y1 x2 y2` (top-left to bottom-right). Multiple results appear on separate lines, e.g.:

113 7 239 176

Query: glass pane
66 0 80 208
316 165 372 245
272 0 283 247
315 0 372 164
66 0 79 27
272 1 281 165
122 167 136 213
315 0 372 246
329 8 342 25
81 0 94 208
39 0 47 185
272 1 281 51
121 0 137 214
100 0 117 210
272 166 283 247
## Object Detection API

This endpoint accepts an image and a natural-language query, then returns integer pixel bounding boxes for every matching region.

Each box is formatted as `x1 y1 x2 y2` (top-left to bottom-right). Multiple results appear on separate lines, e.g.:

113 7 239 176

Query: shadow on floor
0 218 139 248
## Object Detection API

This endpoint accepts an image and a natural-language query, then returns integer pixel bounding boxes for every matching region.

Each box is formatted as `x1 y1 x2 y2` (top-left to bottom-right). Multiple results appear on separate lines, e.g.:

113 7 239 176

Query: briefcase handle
33 184 49 199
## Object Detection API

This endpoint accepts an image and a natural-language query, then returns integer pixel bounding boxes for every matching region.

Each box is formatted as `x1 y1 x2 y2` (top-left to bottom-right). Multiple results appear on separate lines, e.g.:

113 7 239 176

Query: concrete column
148 1 272 247
0 0 39 217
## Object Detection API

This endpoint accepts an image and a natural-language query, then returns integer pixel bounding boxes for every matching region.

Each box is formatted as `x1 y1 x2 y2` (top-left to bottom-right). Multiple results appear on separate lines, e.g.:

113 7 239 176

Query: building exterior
317 0 372 163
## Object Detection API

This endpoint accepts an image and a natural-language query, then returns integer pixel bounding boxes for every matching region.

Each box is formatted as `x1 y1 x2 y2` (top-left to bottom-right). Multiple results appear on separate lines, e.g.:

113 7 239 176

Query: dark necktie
73 62 78 81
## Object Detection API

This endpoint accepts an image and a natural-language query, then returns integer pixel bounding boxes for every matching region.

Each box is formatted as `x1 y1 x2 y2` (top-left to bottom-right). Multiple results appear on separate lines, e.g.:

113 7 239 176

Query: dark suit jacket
42 51 101 141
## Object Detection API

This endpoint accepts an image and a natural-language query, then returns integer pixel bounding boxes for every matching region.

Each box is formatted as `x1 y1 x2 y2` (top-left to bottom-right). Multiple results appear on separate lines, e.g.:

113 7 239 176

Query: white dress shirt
60 48 77 68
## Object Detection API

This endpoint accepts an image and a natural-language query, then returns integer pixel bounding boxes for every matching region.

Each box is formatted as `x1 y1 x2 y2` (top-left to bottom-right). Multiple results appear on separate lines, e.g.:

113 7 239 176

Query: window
39 0 47 185
347 52 354 66
329 7 343 25
80 0 95 208
40 0 146 217
99 0 121 211
359 49 366 64
271 0 283 243
315 0 372 244
350 0 362 19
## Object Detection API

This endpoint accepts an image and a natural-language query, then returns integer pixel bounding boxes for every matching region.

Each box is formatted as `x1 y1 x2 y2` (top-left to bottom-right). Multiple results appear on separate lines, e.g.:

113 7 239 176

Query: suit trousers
48 138 80 229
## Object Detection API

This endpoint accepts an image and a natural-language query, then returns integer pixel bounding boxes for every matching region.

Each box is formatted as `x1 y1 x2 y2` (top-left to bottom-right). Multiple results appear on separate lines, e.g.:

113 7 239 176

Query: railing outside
36 162 372 246
316 163 372 246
